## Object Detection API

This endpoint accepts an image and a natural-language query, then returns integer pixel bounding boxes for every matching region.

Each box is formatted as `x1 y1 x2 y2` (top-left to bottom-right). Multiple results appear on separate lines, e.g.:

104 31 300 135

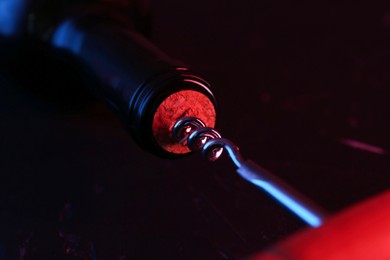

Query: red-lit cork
152 90 216 154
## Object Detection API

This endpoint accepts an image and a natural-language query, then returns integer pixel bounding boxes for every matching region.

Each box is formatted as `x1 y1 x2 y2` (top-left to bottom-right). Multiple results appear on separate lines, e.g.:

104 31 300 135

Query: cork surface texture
152 90 216 154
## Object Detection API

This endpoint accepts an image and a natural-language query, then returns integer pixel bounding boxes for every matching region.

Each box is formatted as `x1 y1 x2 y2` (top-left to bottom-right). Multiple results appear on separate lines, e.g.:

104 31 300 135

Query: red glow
250 191 390 259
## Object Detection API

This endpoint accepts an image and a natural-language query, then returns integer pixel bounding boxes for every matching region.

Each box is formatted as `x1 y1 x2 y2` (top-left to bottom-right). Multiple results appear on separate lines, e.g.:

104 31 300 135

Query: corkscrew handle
237 161 328 227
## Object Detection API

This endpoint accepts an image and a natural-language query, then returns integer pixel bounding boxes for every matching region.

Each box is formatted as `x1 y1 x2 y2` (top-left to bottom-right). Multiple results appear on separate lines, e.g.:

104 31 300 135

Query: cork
152 90 216 154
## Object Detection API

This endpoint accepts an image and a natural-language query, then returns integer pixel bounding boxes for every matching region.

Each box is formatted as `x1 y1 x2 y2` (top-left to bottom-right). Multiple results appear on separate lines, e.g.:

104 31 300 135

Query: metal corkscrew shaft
173 117 329 227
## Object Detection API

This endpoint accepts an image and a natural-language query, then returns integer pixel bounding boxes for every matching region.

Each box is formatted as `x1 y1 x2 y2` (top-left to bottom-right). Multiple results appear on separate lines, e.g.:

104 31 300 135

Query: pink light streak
339 138 386 155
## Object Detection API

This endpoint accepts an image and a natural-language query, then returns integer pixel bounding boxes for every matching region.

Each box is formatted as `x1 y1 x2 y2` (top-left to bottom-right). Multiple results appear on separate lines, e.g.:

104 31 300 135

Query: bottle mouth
152 89 216 154
128 69 216 158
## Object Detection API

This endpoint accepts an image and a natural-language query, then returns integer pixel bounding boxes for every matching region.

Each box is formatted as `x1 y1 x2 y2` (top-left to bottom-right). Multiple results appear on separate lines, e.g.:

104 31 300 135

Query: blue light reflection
52 20 84 54
0 0 28 36
251 179 323 227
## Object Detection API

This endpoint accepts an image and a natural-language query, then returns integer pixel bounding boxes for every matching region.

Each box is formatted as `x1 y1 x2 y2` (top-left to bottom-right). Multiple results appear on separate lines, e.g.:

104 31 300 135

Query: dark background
1 0 390 259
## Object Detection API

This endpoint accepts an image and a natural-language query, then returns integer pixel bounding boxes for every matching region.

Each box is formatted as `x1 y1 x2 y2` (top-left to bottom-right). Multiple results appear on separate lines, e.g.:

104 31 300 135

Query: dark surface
1 1 390 259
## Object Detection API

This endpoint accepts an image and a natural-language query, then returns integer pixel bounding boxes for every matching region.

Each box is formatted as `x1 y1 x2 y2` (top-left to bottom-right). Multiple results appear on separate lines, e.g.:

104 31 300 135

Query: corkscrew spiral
172 117 244 167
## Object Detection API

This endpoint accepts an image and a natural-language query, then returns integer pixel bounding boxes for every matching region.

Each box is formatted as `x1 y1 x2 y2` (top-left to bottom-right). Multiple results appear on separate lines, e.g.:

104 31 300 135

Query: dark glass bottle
0 0 217 158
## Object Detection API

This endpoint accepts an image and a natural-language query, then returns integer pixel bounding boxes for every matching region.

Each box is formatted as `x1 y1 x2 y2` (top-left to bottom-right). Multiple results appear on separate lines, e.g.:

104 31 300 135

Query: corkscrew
1 0 328 229
172 117 329 227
